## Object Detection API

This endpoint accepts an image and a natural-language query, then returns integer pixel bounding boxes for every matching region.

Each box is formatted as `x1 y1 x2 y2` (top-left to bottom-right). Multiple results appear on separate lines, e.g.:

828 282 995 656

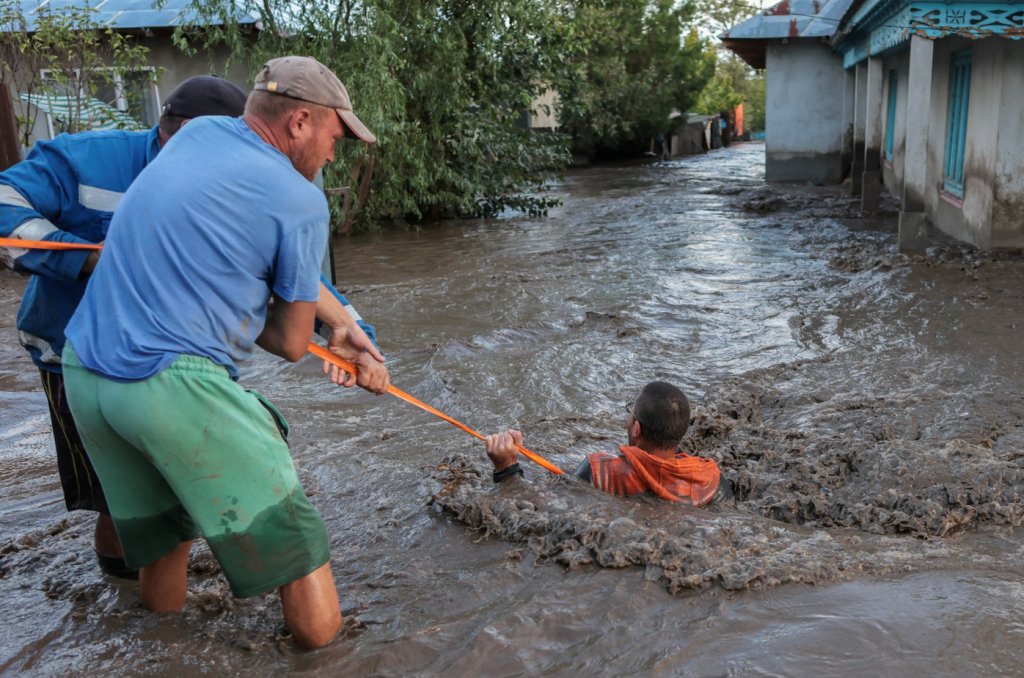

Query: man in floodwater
61 56 387 649
0 76 248 578
485 381 723 505
0 75 380 580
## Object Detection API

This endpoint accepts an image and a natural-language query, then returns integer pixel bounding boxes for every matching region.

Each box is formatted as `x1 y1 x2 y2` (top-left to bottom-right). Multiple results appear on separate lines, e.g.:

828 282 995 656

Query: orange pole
308 343 564 474
1 237 565 474
0 237 101 250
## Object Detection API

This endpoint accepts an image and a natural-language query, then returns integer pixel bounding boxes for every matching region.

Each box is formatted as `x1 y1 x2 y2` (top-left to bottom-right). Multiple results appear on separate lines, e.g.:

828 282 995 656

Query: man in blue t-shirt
63 56 387 650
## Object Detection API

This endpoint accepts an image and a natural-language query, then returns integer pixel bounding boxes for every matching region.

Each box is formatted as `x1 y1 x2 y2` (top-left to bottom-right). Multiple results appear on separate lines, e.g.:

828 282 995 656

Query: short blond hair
244 89 333 123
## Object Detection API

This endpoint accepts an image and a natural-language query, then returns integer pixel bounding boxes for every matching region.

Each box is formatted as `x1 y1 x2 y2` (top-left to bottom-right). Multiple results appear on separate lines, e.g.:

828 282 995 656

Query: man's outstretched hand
485 430 522 472
322 323 390 394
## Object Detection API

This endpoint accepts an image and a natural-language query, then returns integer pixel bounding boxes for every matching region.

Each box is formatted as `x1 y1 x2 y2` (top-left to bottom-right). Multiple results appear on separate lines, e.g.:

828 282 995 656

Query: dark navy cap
161 75 247 119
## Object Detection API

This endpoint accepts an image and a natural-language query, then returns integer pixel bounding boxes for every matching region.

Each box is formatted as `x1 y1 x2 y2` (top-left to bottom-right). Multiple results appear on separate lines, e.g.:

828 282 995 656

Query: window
35 67 159 138
91 68 161 127
943 51 972 198
885 69 898 162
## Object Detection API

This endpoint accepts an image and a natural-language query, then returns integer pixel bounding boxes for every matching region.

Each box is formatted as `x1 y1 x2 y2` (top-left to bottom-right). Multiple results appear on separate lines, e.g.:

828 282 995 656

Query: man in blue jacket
0 74 381 579
0 76 248 578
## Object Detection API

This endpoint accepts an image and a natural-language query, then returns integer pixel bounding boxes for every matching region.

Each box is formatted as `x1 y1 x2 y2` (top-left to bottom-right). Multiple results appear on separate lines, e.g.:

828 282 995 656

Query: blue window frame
885 70 898 162
943 51 972 198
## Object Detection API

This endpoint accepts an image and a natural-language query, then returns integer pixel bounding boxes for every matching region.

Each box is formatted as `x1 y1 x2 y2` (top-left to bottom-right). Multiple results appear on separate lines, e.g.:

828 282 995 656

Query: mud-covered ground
5 143 1024 676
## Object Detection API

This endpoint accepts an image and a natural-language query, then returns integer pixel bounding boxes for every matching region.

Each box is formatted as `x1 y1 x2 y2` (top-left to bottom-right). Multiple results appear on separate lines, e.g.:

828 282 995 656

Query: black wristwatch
493 463 524 484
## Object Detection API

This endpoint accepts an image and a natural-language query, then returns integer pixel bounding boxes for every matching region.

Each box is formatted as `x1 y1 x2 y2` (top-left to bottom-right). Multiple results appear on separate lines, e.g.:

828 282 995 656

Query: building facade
724 0 1024 251
2 0 255 147
721 0 856 183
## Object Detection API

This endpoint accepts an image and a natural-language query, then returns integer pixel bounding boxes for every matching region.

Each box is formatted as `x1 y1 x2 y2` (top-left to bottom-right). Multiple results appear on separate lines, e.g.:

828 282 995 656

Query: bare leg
139 540 193 612
280 562 342 649
94 514 124 556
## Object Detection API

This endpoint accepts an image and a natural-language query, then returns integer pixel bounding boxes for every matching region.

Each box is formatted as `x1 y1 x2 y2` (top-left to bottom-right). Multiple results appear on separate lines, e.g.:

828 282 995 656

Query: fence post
0 83 20 171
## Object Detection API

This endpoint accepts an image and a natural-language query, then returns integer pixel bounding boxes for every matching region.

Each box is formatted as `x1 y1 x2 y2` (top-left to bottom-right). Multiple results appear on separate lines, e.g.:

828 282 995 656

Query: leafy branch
0 0 156 147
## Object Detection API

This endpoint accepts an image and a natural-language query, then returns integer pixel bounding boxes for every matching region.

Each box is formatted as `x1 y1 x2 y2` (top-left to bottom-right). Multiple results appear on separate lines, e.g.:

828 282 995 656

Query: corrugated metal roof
719 0 854 40
719 0 854 68
7 0 257 30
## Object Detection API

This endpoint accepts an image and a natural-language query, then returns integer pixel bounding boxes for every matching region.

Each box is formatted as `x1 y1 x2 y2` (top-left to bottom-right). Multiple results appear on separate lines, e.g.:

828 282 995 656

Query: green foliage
743 70 765 132
718 54 765 131
0 0 155 146
695 53 764 131
691 0 766 131
176 0 573 230
691 0 760 37
695 70 742 115
555 2 716 154
176 0 721 228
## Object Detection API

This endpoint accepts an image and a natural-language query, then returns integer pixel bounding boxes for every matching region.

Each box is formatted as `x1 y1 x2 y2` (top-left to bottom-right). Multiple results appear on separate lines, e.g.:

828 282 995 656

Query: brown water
5 142 1024 676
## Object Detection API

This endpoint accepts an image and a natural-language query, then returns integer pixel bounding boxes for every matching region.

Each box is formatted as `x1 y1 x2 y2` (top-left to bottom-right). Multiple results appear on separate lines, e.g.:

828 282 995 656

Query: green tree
692 0 760 37
743 70 765 132
556 1 716 156
0 0 155 146
691 0 764 129
176 0 573 229
695 71 742 114
695 52 764 131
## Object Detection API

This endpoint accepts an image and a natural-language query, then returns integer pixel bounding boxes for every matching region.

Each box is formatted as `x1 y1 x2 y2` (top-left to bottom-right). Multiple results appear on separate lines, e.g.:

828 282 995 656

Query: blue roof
719 0 855 68
6 0 257 30
720 0 854 41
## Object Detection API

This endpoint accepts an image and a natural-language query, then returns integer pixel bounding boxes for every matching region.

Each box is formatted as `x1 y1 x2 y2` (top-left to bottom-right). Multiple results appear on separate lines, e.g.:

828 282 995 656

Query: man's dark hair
158 114 188 138
633 381 691 449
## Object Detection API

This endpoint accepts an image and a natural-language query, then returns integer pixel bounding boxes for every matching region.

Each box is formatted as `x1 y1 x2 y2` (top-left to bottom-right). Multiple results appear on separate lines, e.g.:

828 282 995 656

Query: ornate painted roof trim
838 2 1024 68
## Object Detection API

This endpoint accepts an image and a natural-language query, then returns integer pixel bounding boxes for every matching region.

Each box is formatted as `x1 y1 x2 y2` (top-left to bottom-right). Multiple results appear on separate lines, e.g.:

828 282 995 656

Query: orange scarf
588 446 720 506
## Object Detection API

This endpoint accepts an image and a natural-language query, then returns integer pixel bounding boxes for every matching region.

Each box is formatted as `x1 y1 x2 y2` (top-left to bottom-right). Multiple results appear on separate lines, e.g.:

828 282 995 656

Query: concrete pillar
899 36 935 253
841 68 856 181
862 56 885 212
852 61 867 195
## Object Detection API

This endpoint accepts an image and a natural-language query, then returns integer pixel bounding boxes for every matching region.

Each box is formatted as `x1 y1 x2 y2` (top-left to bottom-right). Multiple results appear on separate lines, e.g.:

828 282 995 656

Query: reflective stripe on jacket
0 127 379 369
0 127 160 371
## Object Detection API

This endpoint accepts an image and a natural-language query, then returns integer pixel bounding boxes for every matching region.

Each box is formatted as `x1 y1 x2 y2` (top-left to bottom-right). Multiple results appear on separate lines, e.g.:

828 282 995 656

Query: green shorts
62 343 330 598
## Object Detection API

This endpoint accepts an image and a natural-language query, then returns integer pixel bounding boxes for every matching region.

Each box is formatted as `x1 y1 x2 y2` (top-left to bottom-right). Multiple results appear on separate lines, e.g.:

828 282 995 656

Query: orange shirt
586 446 721 506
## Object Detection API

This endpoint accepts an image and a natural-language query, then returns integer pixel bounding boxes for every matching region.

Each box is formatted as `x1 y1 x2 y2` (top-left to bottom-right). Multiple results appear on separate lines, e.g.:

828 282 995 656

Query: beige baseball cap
253 56 376 144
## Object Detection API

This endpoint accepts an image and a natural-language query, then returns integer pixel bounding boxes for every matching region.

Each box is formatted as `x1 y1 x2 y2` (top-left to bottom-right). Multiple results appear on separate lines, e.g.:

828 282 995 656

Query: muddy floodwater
7 143 1024 676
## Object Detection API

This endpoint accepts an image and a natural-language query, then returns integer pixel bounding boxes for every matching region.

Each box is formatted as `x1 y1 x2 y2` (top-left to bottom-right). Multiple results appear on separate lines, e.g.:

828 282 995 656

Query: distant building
721 0 855 184
722 0 1024 251
524 85 559 131
671 113 722 155
2 0 256 145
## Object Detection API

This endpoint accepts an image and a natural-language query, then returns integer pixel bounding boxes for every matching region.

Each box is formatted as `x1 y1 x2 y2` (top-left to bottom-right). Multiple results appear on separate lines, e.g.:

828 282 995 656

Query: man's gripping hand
321 323 389 394
485 430 522 472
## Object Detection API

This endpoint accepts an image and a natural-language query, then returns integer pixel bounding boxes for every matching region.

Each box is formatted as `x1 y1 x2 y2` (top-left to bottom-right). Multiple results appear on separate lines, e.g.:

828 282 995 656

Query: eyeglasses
625 401 644 429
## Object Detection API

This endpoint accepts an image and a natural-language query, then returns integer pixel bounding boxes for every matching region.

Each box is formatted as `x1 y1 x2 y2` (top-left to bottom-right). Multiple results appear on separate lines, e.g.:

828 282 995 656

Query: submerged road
4 142 1024 676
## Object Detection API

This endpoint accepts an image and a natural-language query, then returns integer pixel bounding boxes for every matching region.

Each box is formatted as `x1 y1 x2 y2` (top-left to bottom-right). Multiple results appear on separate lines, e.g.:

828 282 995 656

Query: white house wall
140 36 251 109
992 40 1024 247
919 36 1008 247
528 86 559 129
765 39 847 183
962 39 1002 248
880 51 909 200
738 2 1024 249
